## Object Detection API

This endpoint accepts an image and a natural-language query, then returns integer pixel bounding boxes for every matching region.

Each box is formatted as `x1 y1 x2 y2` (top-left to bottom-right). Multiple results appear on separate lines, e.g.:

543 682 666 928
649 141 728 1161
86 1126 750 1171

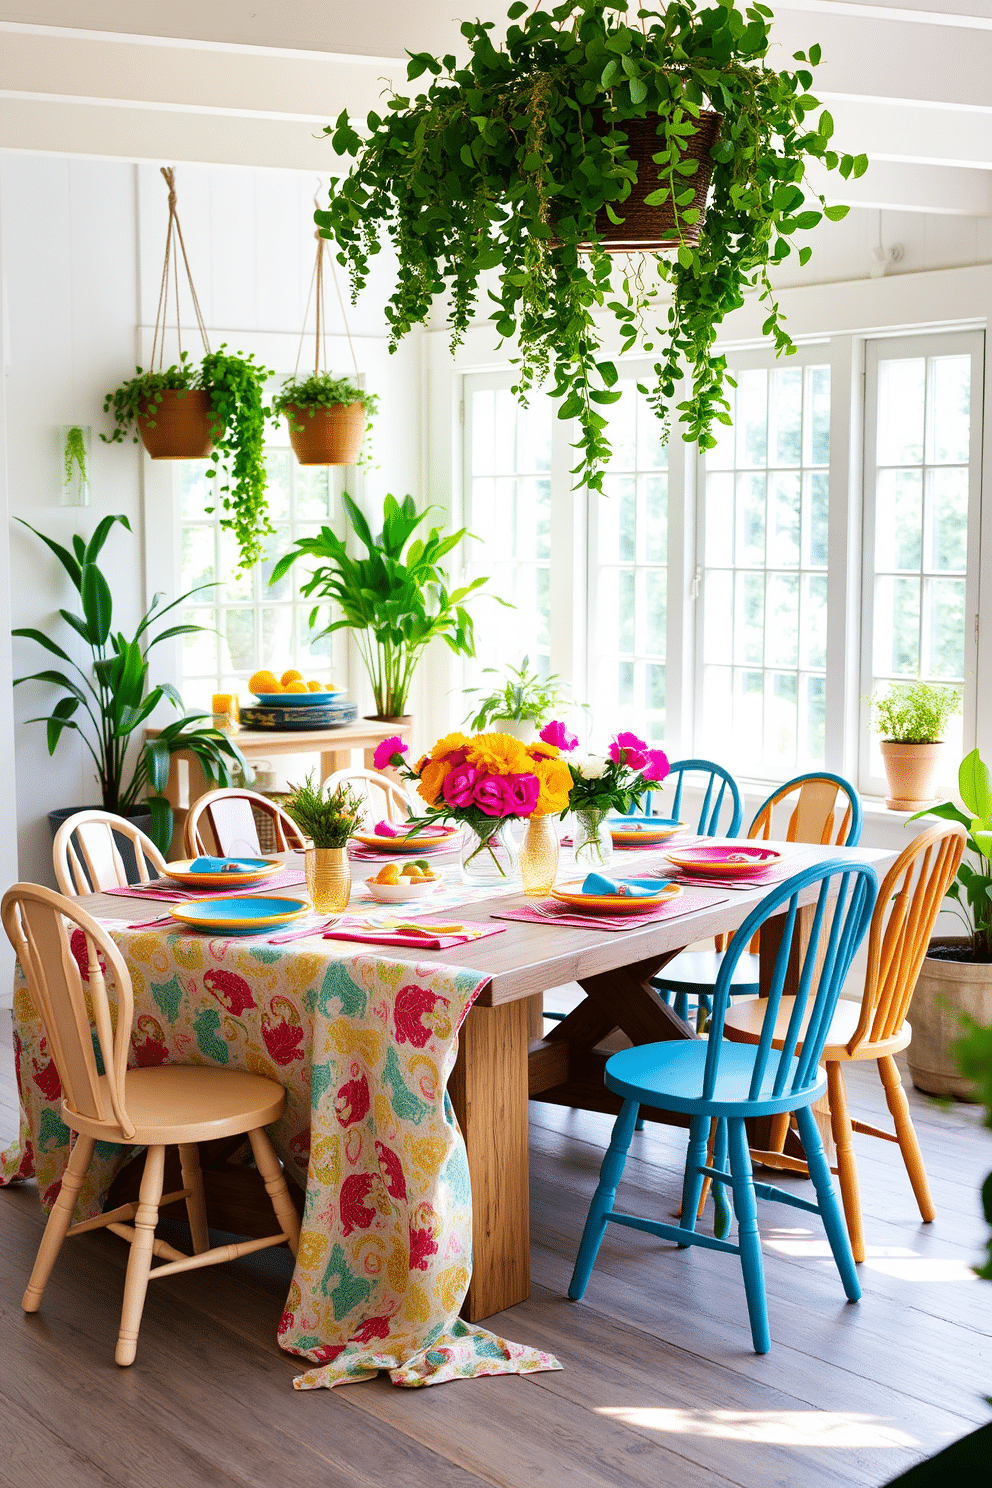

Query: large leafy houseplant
913 749 992 962
103 347 273 569
318 0 866 491
13 515 246 852
270 494 494 719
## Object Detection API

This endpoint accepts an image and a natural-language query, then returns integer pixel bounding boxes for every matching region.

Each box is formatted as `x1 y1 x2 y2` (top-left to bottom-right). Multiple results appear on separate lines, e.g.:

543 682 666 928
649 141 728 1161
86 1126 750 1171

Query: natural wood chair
723 821 967 1262
324 767 412 825
2 883 301 1366
53 809 169 897
183 788 306 858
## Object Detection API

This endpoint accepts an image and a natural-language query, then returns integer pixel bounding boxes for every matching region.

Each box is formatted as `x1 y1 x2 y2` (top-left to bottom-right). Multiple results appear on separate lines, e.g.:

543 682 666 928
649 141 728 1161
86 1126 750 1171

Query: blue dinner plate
168 896 309 936
252 691 346 707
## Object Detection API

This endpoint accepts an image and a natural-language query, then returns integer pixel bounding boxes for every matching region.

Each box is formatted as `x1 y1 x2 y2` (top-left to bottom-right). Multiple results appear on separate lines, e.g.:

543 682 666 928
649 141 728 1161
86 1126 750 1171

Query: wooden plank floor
0 1006 989 1487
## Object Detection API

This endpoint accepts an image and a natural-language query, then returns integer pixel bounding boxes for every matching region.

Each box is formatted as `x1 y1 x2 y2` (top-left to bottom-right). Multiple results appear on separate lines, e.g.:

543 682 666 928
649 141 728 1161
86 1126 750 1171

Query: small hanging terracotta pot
137 389 216 460
284 401 366 466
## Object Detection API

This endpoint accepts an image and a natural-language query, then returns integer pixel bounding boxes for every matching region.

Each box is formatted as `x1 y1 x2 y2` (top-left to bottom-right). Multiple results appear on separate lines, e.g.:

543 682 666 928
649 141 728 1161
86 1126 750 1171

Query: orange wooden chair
53 809 168 897
183 787 306 858
723 821 967 1262
2 883 301 1365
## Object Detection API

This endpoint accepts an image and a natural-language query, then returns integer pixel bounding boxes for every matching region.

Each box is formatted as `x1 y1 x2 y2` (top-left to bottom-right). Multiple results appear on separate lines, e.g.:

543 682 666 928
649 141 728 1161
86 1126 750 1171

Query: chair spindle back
184 789 306 858
750 773 862 849
662 759 744 838
2 884 136 1138
53 810 168 897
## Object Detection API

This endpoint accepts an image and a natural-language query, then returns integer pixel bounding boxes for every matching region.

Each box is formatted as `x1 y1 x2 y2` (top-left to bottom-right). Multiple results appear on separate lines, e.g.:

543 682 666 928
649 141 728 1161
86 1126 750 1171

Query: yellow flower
532 756 573 816
527 740 559 760
431 731 468 760
418 758 453 805
465 731 530 777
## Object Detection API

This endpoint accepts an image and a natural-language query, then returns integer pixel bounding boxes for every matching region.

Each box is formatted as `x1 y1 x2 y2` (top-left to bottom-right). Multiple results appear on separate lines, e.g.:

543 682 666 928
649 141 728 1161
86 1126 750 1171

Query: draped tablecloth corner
2 933 562 1389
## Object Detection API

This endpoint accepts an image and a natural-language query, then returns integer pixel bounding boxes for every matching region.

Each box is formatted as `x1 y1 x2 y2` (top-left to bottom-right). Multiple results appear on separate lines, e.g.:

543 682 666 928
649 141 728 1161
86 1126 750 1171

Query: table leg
320 749 353 782
450 999 531 1322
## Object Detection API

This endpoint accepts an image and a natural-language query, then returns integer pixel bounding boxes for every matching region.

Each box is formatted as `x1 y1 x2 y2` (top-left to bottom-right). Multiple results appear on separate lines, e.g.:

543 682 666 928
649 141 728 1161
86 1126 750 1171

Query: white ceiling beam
807 157 991 214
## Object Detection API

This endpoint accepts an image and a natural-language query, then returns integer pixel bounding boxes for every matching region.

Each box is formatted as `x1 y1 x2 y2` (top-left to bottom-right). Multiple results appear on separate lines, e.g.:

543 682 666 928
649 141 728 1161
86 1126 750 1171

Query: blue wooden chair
655 771 863 1028
643 758 743 837
568 859 878 1353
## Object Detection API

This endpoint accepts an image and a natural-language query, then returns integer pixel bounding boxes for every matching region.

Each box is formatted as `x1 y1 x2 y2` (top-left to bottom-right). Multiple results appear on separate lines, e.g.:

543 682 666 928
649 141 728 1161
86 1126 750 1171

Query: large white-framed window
694 347 832 781
860 330 984 793
177 449 347 711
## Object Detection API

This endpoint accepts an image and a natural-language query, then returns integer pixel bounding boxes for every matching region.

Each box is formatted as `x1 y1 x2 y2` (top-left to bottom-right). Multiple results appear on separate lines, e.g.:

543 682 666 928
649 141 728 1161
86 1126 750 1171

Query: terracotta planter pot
907 937 992 1098
137 388 216 459
879 740 945 811
551 110 722 254
284 402 365 466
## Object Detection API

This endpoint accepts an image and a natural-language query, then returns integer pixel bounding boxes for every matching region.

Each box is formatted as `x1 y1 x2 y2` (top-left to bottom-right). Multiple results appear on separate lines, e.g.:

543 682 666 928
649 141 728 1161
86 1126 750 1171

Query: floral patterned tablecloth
1 924 561 1390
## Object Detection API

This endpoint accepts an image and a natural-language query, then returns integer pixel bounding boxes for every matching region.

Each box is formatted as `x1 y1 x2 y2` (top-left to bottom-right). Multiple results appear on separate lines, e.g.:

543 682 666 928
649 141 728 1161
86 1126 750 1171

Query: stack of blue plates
240 698 359 731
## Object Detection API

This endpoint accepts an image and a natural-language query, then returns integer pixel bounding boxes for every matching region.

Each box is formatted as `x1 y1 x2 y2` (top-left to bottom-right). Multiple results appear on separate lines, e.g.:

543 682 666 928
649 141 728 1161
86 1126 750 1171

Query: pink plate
664 843 782 879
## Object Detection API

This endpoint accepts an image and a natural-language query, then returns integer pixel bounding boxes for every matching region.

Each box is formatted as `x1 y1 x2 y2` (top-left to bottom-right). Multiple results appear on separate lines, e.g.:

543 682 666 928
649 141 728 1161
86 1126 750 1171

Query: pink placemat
659 844 825 890
323 918 505 950
560 831 708 851
103 868 307 902
492 887 730 932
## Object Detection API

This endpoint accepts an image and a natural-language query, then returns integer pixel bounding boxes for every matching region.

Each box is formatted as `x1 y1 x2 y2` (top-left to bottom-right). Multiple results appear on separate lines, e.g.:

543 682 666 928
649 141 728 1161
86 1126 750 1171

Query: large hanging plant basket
283 400 366 465
136 388 216 459
318 0 867 492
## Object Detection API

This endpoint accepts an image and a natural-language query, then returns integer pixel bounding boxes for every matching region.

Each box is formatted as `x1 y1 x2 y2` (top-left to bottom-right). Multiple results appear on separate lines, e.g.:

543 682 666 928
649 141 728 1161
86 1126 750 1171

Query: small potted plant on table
870 681 961 811
282 775 365 914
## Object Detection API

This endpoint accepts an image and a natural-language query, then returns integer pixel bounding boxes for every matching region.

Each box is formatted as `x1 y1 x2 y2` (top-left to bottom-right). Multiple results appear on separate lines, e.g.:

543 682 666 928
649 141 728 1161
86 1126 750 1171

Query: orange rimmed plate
162 858 283 889
610 817 686 847
550 880 682 915
665 844 782 879
353 830 454 853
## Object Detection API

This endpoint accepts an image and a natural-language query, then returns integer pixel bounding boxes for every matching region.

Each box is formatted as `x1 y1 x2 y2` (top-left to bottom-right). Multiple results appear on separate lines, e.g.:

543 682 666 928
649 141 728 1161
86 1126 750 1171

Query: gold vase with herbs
282 774 364 917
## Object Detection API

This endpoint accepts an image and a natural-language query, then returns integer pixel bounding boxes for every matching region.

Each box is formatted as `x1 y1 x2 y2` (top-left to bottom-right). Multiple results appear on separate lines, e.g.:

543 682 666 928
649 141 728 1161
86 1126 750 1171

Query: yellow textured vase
519 814 559 897
305 846 351 915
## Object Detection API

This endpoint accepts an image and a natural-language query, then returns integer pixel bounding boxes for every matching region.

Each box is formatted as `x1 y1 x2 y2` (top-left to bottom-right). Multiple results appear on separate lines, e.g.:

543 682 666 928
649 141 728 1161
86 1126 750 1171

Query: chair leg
247 1127 301 1256
878 1054 936 1224
767 1112 790 1156
712 1117 732 1241
116 1144 166 1367
569 1098 639 1301
178 1142 210 1255
826 1062 865 1264
795 1105 861 1304
727 1118 770 1354
22 1133 96 1313
678 1115 709 1247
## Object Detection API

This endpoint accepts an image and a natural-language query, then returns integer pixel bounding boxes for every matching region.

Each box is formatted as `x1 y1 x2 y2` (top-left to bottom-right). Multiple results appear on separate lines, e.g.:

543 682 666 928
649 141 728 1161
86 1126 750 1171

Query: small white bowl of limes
366 860 441 902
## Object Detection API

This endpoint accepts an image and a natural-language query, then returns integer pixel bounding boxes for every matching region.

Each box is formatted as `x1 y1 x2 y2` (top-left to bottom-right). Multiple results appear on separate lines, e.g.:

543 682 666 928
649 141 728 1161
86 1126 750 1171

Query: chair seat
653 949 760 994
723 996 912 1063
605 1039 826 1118
63 1065 287 1145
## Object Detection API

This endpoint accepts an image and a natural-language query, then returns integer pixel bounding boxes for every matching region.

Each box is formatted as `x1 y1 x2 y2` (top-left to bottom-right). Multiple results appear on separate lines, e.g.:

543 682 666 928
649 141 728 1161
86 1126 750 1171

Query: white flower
572 753 607 780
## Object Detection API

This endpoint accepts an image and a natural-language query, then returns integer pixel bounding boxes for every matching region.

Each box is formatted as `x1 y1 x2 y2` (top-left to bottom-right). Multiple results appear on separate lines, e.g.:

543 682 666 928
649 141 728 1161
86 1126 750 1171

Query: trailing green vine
101 352 204 442
317 0 867 490
62 426 90 503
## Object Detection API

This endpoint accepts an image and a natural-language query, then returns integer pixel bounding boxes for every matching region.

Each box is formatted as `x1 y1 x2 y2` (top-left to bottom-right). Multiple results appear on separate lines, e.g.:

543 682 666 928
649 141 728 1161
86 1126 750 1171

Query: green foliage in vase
316 0 866 493
102 348 274 570
283 774 365 848
465 655 567 730
62 426 90 501
913 749 992 963
870 681 961 743
270 493 498 719
12 515 246 852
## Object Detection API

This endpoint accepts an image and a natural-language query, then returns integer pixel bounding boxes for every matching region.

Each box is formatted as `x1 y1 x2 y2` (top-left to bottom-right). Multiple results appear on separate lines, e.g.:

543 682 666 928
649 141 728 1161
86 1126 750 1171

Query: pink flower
443 763 481 808
540 719 578 751
373 735 408 771
474 774 512 817
609 731 649 770
641 748 670 784
501 771 540 816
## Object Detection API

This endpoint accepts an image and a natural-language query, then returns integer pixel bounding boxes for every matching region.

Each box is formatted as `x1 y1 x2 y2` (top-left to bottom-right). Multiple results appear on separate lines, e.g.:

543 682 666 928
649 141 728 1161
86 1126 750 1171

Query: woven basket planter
137 388 216 460
284 401 366 466
553 110 722 253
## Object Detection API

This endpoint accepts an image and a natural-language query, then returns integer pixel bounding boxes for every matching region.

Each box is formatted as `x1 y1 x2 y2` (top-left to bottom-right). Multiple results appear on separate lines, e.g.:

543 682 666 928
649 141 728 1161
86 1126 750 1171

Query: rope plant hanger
270 207 376 468
102 167 274 569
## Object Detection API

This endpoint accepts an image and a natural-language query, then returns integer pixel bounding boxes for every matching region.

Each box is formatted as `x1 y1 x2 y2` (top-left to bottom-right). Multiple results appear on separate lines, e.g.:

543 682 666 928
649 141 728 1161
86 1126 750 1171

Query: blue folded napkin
189 856 270 873
581 873 666 898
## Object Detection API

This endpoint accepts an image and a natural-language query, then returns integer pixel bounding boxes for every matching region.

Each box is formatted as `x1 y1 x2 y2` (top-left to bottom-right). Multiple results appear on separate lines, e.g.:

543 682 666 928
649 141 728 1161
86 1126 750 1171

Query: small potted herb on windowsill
464 656 570 744
870 681 961 811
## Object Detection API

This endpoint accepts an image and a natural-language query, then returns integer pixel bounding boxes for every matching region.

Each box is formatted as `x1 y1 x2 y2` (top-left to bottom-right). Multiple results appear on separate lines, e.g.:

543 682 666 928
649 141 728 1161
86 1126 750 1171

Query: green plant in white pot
870 681 961 811
464 656 569 742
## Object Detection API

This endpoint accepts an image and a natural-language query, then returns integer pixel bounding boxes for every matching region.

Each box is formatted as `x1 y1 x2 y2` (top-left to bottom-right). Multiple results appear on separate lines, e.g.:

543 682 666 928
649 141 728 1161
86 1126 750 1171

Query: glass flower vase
572 808 614 871
305 846 351 915
519 814 559 897
460 820 520 885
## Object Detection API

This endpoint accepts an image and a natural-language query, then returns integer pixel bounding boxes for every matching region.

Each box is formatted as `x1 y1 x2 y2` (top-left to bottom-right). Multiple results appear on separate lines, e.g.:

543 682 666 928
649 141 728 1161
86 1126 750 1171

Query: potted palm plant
907 749 992 1096
269 493 496 723
464 656 570 742
271 374 377 467
317 0 866 492
870 681 961 810
13 514 247 855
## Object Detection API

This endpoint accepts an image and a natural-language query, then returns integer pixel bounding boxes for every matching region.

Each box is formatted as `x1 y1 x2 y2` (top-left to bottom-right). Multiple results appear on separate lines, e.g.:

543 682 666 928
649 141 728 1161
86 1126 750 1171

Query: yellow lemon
248 669 279 695
376 864 401 885
281 669 304 686
285 680 308 693
306 680 323 692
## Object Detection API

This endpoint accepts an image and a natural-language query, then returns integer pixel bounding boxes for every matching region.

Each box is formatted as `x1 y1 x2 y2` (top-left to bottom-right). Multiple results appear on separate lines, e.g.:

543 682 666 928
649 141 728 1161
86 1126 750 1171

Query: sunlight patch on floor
763 1238 979 1280
596 1406 920 1448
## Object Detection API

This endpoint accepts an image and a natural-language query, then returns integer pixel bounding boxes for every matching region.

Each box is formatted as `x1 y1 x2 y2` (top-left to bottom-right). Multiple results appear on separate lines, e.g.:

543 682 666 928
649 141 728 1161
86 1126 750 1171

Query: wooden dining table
85 835 896 1324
